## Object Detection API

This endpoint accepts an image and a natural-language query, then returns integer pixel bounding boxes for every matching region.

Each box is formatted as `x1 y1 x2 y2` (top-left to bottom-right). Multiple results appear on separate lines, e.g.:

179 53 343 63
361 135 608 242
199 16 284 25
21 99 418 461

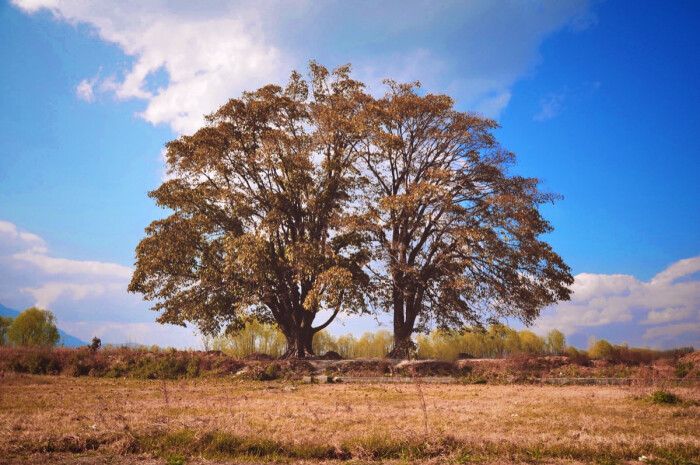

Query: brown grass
0 374 698 463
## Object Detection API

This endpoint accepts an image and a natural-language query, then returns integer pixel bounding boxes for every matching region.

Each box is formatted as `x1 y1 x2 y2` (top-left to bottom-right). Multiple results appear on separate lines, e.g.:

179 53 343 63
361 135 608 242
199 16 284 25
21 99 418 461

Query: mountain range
0 302 87 347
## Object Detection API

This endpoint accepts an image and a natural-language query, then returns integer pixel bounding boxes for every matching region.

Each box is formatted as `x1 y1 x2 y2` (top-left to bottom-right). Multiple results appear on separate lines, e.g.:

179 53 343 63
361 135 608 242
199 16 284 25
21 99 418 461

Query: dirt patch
680 350 700 364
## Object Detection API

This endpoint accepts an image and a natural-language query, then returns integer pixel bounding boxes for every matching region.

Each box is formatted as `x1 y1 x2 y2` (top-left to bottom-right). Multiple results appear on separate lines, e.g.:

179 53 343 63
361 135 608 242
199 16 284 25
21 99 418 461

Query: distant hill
0 302 88 347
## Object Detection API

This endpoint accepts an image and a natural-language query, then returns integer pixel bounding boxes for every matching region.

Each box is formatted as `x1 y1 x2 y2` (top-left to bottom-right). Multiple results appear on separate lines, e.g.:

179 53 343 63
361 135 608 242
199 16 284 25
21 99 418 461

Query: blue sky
0 0 698 349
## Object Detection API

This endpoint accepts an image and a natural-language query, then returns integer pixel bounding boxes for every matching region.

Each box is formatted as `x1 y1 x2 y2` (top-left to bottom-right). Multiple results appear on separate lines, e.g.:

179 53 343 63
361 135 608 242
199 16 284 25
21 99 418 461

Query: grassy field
0 375 698 464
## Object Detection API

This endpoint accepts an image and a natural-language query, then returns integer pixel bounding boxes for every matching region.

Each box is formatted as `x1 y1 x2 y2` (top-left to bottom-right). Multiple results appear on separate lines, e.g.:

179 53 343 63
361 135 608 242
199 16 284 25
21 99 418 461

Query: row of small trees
208 321 694 362
207 318 567 360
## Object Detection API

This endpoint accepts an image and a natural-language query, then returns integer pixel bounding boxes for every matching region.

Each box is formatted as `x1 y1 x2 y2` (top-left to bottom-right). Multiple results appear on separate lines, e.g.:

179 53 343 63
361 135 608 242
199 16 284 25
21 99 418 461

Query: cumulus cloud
12 249 132 278
20 282 124 310
0 220 46 248
643 322 700 342
12 0 287 134
12 0 594 133
0 220 198 346
534 255 700 347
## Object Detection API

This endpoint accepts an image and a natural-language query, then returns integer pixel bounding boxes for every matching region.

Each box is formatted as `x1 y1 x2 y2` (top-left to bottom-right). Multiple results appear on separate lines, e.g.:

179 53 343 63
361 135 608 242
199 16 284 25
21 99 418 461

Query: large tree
128 64 370 357
357 81 573 357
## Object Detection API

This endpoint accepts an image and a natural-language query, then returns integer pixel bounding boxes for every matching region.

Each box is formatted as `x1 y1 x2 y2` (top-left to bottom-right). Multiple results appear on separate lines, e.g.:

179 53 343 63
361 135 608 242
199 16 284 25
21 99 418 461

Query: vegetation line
10 429 699 462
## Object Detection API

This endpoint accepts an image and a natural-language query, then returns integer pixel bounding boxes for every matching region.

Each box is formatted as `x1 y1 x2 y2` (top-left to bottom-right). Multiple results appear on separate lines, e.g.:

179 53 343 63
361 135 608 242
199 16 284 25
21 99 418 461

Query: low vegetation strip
1 346 697 383
1 376 698 463
6 429 700 463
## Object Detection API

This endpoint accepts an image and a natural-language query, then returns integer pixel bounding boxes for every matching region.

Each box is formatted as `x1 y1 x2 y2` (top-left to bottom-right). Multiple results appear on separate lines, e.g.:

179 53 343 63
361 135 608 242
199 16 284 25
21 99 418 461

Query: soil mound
395 359 455 376
320 350 343 360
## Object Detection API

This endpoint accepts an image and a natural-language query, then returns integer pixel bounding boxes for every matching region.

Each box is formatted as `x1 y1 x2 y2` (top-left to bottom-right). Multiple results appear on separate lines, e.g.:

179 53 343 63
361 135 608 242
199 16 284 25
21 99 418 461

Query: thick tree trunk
281 325 315 359
387 325 415 359
386 282 419 359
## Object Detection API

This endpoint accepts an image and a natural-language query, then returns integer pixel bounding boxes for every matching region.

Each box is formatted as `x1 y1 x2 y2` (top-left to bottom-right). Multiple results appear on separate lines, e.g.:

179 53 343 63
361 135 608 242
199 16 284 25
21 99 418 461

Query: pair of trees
0 307 60 346
129 63 573 358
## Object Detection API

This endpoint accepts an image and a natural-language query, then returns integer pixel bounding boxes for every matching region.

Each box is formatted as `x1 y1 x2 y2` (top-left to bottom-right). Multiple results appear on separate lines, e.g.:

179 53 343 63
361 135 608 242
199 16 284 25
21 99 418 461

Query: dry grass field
0 375 698 464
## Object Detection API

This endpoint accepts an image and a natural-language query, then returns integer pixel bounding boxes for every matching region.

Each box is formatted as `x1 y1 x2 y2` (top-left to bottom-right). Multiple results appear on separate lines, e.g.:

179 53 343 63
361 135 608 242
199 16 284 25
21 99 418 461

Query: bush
566 346 590 366
132 354 192 379
16 350 60 374
263 363 280 380
588 339 613 359
64 349 108 377
649 390 680 405
66 350 92 377
674 361 694 379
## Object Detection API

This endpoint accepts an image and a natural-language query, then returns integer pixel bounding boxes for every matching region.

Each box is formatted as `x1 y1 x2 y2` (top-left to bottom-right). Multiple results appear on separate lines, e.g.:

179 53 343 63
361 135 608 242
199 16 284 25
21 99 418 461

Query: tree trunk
386 284 418 359
387 325 415 359
281 326 315 359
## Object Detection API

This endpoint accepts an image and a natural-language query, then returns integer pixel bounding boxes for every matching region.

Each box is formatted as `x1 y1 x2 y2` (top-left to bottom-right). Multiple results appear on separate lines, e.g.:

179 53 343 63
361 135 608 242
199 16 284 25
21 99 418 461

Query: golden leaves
130 61 571 352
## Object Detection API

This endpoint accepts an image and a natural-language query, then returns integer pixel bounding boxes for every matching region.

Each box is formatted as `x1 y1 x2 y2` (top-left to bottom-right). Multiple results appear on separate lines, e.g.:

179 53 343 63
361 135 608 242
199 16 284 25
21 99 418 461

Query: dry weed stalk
411 367 429 437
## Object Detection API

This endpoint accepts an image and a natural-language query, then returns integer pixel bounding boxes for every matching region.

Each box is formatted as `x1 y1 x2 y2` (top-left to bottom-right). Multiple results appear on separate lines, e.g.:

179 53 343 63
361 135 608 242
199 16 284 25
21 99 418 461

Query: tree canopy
354 81 573 356
129 63 573 358
0 316 12 345
129 64 371 357
7 307 60 347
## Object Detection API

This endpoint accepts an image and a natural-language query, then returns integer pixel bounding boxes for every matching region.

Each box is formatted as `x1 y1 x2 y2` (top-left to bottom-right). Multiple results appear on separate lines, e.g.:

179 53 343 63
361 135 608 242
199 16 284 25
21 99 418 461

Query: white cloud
643 307 694 325
0 221 132 308
534 255 700 347
76 77 96 102
651 255 700 285
534 92 566 121
19 282 122 309
643 322 700 342
12 0 594 134
12 249 132 278
0 220 206 346
475 92 512 119
0 220 46 247
12 0 287 135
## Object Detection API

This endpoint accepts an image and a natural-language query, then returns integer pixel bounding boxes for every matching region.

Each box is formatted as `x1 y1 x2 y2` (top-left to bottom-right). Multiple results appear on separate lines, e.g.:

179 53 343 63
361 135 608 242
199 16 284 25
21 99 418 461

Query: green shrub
674 361 693 379
649 390 680 405
186 356 200 378
263 363 280 380
106 362 127 378
166 454 185 465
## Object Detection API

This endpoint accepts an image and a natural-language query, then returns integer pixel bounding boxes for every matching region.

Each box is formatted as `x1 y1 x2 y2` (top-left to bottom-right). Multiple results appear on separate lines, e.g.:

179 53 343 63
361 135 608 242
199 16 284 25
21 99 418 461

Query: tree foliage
7 307 60 347
129 64 371 357
130 62 572 358
355 81 573 355
588 338 614 359
0 316 12 345
545 329 566 355
211 319 288 358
